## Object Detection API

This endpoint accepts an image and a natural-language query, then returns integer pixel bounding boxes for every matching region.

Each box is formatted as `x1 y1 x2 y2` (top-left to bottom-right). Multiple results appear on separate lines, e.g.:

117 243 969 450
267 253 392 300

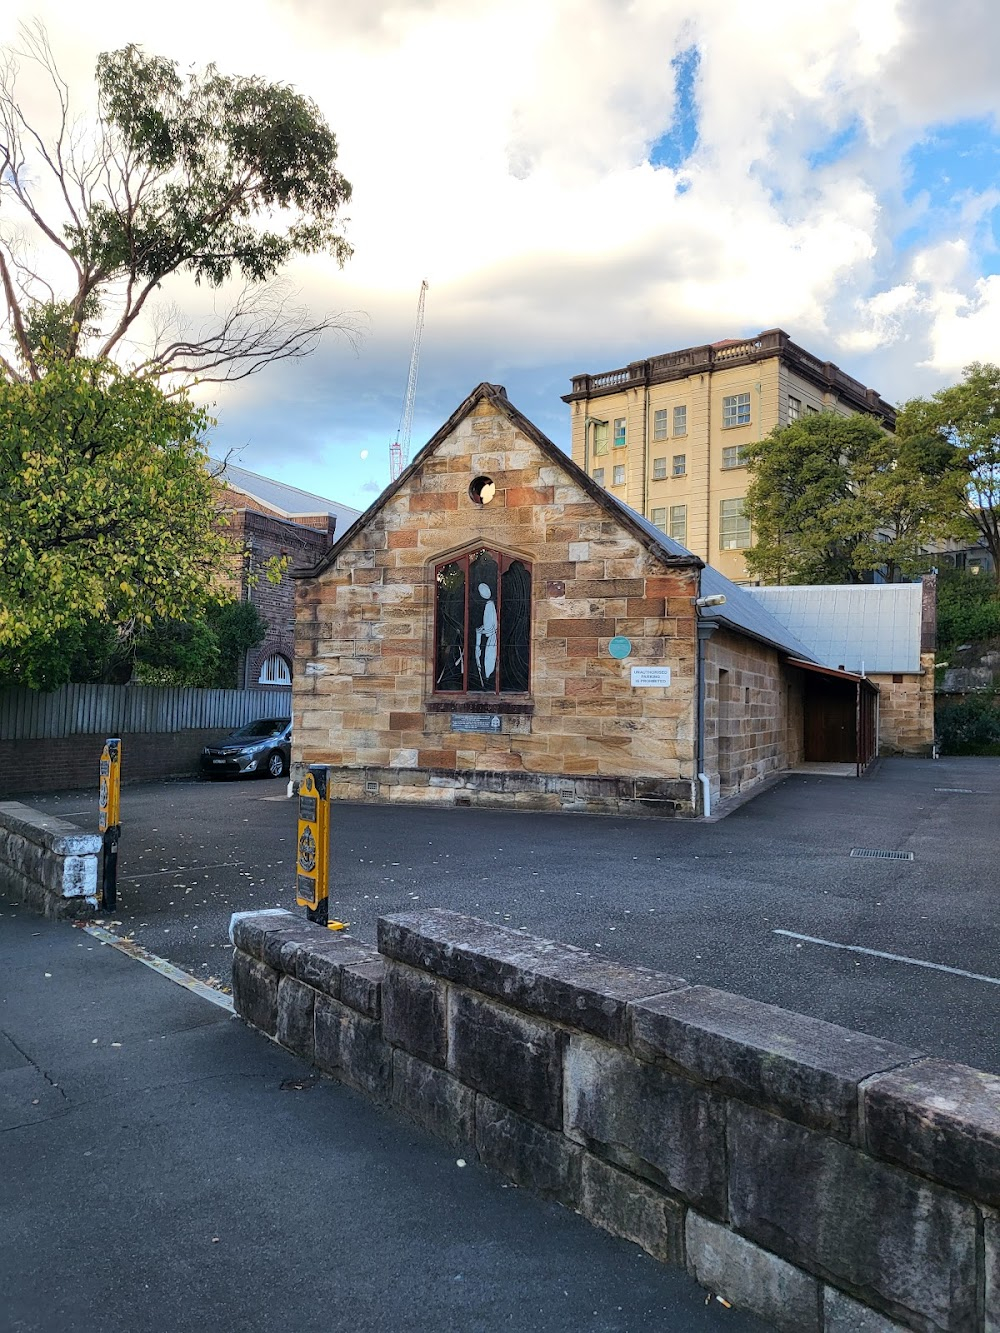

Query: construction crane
389 280 429 481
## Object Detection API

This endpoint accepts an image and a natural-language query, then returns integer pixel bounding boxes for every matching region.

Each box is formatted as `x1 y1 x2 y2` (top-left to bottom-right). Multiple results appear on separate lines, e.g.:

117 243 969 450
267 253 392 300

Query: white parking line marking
121 862 240 880
773 930 1000 987
76 924 234 1011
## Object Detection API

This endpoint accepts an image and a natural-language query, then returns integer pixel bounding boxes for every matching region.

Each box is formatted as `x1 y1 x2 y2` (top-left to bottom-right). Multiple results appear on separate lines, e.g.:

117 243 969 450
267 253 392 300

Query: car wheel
266 749 287 779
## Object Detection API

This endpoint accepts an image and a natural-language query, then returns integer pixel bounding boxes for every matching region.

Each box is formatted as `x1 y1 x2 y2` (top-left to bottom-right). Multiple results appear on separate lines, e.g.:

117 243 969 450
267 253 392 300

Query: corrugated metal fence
0 684 292 742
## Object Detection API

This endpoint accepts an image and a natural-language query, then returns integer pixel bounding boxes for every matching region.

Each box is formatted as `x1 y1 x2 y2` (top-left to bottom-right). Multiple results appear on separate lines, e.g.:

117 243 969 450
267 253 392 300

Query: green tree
742 412 877 584
921 363 1000 586
850 401 974 583
0 24 354 387
0 357 231 689
935 566 1000 654
131 601 268 688
744 409 971 585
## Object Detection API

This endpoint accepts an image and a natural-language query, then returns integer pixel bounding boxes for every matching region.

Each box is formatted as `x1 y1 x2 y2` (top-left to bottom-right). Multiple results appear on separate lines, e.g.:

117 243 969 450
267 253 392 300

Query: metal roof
698 566 819 661
214 460 361 528
745 584 923 673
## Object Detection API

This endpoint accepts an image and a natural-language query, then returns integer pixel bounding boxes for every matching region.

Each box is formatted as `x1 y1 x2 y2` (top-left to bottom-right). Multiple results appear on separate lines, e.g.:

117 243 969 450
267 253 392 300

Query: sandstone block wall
293 398 701 816
232 906 1000 1333
870 653 935 757
703 629 804 802
0 801 100 917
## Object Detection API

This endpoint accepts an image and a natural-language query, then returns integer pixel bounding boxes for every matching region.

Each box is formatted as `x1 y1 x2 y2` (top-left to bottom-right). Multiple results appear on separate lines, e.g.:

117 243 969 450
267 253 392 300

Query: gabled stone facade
293 385 703 816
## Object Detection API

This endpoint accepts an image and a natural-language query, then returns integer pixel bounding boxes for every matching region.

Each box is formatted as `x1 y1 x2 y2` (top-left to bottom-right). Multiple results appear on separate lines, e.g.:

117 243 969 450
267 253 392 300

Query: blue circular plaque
608 636 632 660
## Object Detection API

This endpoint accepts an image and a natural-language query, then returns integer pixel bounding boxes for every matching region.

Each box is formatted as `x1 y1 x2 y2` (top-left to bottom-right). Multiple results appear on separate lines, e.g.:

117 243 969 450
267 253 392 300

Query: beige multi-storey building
562 328 896 583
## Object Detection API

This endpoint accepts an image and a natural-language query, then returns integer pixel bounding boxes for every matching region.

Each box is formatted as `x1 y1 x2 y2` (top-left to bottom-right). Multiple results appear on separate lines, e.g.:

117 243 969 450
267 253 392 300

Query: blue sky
4 0 1000 514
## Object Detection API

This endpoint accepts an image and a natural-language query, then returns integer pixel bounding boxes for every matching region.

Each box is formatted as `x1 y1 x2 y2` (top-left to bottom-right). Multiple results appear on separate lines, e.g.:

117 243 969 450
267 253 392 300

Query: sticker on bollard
98 737 122 911
296 766 330 926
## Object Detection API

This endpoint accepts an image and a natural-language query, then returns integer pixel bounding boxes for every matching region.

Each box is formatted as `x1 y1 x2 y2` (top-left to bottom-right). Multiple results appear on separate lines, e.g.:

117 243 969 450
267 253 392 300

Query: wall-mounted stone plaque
450 714 503 733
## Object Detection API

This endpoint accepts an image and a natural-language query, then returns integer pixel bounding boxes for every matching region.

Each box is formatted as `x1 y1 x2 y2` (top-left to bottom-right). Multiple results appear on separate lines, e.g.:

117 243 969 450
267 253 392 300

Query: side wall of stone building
868 652 935 757
703 630 804 802
294 397 702 816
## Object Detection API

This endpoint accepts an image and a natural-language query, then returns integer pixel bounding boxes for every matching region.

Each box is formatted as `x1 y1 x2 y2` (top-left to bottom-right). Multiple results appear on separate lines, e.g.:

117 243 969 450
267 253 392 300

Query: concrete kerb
230 905 999 1333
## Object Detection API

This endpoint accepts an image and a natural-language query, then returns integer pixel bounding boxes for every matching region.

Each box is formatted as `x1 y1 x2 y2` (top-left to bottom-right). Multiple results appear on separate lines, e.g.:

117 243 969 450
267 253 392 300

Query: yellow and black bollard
98 737 122 911
296 765 330 927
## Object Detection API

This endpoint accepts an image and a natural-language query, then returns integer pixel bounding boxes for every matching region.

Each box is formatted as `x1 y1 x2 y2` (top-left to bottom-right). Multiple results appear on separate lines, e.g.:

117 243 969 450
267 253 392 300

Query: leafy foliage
915 363 1000 585
0 25 354 387
935 694 1000 756
935 567 1000 653
0 358 231 689
743 413 881 584
743 410 971 584
132 601 268 688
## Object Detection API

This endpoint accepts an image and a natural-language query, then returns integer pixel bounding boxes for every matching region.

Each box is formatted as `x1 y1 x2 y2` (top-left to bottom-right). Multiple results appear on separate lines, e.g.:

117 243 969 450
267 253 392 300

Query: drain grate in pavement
850 848 914 861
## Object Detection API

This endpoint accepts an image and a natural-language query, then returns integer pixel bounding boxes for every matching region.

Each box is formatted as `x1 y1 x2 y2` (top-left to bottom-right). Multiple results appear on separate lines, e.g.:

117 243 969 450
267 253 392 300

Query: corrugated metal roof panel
699 567 820 662
745 584 923 673
214 460 362 529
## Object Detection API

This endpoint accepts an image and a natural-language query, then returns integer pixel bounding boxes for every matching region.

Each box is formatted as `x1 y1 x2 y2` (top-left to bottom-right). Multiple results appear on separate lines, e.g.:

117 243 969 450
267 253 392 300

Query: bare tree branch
131 281 364 388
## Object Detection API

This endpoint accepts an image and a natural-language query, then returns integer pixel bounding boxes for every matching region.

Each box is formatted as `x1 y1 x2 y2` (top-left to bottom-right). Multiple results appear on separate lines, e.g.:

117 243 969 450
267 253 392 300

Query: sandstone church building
290 384 931 817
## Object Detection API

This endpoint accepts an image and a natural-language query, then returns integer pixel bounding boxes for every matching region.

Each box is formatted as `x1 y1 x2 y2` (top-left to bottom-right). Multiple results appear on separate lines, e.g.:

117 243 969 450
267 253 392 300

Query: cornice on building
561 328 896 428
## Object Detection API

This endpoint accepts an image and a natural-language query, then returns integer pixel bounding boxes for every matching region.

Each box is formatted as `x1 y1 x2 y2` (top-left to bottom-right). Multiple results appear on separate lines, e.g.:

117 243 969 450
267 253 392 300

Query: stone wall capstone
0 801 100 917
230 905 1000 1333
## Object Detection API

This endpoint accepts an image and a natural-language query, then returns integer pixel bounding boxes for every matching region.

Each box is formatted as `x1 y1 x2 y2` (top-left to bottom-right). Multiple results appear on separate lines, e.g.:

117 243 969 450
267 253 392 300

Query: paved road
19 754 1000 1072
0 904 766 1333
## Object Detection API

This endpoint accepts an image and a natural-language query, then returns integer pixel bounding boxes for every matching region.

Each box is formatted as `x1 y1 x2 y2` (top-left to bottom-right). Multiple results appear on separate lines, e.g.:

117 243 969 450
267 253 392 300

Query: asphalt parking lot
12 754 1000 1073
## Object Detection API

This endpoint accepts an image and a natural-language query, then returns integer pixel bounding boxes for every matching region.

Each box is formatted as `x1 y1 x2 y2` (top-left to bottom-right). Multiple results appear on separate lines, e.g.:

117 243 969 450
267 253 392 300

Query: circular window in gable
469 475 496 505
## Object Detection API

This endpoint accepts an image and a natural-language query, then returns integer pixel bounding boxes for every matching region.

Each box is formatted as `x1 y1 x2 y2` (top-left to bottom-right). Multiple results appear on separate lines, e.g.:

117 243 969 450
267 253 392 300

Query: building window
258 654 292 686
434 549 531 694
788 395 801 421
722 444 748 470
672 454 686 476
673 405 687 436
653 409 668 441
720 498 751 550
592 467 605 485
612 464 626 486
613 418 627 448
669 505 687 544
593 421 609 455
722 392 751 428
806 404 819 414
652 456 667 480
650 507 667 533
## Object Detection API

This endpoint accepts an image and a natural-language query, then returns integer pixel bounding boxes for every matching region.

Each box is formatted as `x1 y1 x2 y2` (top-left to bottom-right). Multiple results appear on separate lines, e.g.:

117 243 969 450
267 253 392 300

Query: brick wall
0 728 231 798
294 393 702 816
869 652 935 757
223 506 335 688
703 629 804 802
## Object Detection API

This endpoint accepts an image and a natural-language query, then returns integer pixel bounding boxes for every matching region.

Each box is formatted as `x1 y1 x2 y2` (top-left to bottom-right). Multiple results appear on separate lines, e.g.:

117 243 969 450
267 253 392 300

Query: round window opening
469 475 496 506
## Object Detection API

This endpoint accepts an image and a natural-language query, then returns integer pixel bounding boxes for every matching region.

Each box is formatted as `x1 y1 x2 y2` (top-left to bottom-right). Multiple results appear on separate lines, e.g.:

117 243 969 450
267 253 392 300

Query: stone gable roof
296 382 703 580
292 381 819 665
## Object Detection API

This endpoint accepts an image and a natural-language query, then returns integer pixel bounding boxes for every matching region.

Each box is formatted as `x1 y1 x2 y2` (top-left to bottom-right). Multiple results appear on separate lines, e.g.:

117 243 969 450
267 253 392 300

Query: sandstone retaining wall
231 906 1000 1332
0 802 100 917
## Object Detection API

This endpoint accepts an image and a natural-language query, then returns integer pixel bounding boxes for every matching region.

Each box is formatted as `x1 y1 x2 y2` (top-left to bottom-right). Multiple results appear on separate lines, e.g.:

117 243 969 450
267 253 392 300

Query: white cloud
4 0 1000 506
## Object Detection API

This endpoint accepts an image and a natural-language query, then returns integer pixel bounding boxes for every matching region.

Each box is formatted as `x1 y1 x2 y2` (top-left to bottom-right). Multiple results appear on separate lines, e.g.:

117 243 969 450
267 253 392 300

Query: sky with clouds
3 0 1000 511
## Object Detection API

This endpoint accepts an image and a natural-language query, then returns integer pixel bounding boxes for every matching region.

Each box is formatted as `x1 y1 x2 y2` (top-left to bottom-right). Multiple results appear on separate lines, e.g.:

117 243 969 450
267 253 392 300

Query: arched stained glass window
434 550 531 694
258 654 292 685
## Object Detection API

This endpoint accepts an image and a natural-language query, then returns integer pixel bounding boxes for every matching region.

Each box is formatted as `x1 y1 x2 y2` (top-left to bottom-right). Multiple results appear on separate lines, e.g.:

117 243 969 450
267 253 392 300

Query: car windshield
229 719 289 741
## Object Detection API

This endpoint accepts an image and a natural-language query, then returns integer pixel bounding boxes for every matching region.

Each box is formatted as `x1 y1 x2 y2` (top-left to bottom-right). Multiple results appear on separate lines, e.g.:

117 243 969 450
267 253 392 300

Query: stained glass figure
434 548 530 695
